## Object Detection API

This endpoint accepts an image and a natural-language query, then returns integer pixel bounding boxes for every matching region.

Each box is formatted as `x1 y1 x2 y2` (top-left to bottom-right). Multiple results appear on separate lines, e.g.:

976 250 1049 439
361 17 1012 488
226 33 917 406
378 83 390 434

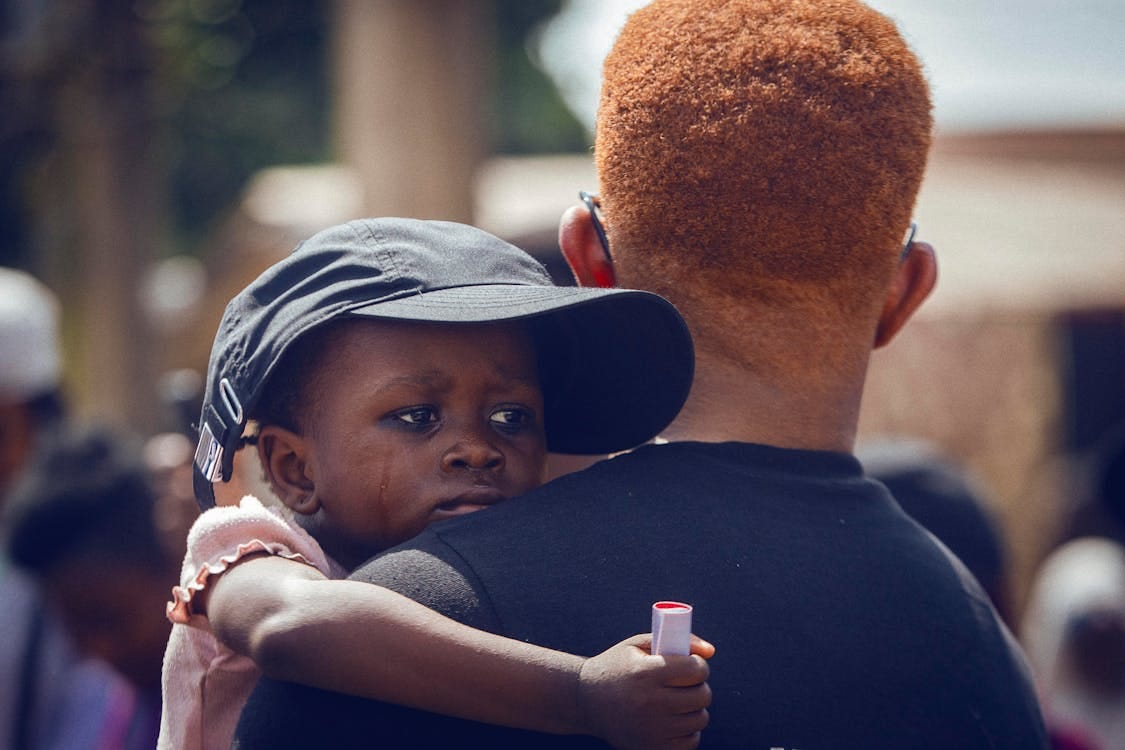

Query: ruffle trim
167 539 319 625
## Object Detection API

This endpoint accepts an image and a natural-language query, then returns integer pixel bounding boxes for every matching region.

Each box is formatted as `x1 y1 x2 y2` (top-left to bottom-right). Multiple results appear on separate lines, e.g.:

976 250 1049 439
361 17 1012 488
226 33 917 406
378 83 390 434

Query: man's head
561 0 936 449
0 268 66 499
194 218 695 562
566 0 933 360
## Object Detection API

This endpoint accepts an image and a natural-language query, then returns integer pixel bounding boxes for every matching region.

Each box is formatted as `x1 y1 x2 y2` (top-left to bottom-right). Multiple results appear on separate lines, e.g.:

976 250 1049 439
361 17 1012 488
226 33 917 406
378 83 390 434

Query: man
234 1 1048 747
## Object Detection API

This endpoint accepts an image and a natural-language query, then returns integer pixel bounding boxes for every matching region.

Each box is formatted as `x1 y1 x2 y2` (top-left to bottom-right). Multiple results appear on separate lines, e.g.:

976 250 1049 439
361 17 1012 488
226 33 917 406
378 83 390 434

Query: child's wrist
573 655 610 739
572 656 594 735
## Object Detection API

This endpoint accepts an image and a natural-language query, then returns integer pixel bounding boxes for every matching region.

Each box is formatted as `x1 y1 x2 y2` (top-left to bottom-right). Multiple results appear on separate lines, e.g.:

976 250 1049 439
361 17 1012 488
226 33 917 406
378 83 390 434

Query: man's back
235 442 1047 748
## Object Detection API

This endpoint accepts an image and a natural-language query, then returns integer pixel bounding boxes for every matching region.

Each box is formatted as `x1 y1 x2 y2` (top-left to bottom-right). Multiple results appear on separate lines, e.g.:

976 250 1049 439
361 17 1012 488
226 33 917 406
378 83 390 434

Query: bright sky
535 0 1125 134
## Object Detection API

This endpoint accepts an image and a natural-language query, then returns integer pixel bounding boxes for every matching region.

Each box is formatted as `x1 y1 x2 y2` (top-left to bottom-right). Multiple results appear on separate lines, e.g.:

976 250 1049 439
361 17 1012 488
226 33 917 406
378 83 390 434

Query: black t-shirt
233 441 1048 749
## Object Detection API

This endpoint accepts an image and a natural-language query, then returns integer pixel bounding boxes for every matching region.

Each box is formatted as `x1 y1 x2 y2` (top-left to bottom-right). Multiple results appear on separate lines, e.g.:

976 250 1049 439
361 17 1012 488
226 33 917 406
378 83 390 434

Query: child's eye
488 406 534 432
389 407 439 428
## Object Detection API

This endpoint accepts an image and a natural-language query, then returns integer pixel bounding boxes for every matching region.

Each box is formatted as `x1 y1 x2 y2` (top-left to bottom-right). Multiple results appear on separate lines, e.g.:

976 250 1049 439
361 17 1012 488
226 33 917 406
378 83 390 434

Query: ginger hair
596 0 932 322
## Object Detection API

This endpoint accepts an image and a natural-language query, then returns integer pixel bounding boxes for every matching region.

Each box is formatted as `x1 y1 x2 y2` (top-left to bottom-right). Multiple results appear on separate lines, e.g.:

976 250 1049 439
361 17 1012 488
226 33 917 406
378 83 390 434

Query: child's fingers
619 632 654 652
658 654 711 687
688 634 715 658
652 730 704 750
661 682 713 715
654 709 710 750
618 632 714 659
669 707 710 735
666 732 703 750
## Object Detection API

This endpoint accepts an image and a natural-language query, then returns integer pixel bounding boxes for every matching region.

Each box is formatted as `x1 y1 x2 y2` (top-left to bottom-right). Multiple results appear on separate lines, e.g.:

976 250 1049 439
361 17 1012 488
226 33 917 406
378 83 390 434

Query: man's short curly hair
596 0 932 311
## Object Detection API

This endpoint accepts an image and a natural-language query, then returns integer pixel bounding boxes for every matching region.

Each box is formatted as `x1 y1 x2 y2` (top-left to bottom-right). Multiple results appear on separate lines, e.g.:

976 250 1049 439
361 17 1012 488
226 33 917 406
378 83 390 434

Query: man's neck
660 350 868 454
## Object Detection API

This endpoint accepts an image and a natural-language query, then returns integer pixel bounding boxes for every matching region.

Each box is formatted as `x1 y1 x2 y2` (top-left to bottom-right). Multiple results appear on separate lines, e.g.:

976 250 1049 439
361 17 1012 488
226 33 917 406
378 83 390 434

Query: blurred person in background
0 267 132 750
1023 429 1125 750
1057 424 1125 548
1023 537 1125 750
3 424 176 749
144 429 200 568
0 268 65 499
859 437 1013 627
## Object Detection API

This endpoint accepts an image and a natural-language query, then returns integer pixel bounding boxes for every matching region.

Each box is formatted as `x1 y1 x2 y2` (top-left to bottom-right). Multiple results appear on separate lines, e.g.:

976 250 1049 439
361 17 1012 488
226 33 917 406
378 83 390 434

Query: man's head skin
561 0 937 453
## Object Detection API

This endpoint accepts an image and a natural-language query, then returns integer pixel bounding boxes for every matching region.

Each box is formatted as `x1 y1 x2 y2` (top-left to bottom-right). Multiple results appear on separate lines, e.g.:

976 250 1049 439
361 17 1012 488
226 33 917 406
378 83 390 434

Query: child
160 218 710 750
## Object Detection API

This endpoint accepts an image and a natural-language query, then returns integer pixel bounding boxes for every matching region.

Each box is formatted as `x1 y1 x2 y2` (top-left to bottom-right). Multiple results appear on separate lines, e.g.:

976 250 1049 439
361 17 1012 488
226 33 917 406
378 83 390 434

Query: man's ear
559 204 616 288
257 425 320 515
874 241 938 348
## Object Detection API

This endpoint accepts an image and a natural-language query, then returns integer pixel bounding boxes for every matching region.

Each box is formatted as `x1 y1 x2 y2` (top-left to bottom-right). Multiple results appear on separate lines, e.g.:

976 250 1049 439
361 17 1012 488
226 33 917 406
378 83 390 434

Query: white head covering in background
1023 536 1125 749
0 268 61 402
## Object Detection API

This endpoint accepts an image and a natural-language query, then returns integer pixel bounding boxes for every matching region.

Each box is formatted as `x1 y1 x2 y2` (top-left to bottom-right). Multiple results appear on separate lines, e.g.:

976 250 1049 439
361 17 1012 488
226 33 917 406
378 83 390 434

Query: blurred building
858 128 1125 613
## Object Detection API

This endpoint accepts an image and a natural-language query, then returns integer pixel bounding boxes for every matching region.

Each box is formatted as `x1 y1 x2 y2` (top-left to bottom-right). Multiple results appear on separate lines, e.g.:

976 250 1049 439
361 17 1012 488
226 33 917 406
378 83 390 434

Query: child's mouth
436 489 506 515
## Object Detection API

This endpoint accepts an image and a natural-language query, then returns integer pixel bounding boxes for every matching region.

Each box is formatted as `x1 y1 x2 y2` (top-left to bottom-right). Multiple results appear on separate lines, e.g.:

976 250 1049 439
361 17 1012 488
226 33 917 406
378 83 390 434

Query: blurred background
2 0 1123 624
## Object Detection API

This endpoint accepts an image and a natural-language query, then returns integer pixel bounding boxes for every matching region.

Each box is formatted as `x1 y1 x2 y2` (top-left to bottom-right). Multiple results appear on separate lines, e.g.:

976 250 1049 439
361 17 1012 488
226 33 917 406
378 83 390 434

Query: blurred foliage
0 0 585 262
141 0 332 248
491 0 590 155
146 0 586 246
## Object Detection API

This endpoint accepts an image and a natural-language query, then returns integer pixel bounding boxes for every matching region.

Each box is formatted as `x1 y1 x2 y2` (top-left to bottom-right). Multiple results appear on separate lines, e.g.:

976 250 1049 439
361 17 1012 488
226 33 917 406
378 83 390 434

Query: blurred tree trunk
332 0 493 222
49 0 161 431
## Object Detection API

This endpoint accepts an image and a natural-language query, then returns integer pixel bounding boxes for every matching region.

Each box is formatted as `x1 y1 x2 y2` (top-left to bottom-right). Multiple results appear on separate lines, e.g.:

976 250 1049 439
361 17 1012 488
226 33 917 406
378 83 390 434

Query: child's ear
257 425 320 515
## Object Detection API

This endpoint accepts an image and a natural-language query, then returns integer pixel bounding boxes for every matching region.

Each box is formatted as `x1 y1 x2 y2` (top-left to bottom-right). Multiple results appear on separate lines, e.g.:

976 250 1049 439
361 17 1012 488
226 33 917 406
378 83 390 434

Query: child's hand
578 633 714 750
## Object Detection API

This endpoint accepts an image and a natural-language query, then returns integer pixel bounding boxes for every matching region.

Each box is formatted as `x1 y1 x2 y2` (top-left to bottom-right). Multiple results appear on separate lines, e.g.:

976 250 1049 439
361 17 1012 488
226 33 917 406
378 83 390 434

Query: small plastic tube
651 601 693 656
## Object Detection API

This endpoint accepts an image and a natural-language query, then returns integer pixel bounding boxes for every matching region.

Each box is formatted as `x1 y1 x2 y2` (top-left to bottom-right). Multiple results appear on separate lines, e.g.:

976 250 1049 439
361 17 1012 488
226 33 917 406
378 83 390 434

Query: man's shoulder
342 445 697 619
355 438 869 573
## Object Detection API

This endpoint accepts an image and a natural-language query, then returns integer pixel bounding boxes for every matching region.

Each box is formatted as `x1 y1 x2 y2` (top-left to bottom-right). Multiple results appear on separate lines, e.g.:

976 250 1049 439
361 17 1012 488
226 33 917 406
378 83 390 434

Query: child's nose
441 435 505 473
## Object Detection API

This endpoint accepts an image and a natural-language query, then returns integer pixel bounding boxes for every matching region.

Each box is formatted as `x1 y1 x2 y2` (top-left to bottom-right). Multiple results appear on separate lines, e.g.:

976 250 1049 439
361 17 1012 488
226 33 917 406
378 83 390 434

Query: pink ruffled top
157 496 345 750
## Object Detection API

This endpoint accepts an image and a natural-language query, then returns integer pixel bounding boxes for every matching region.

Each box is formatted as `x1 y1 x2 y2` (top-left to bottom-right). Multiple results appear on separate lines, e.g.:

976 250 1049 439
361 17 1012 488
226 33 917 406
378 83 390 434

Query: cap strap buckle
194 422 225 482
219 377 244 425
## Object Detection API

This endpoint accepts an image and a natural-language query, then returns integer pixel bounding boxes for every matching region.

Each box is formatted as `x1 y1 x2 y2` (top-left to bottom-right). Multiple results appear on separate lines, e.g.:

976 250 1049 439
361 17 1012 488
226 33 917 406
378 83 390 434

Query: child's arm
203 554 713 749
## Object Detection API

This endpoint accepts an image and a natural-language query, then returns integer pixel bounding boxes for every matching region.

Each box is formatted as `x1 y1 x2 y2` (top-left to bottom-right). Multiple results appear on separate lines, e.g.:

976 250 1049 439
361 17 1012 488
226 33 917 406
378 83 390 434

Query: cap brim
348 284 629 323
348 285 694 455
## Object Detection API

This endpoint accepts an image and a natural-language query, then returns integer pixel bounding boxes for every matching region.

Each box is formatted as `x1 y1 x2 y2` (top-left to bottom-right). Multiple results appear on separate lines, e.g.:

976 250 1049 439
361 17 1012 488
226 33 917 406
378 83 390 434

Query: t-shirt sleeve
232 532 529 749
167 496 342 625
348 532 503 633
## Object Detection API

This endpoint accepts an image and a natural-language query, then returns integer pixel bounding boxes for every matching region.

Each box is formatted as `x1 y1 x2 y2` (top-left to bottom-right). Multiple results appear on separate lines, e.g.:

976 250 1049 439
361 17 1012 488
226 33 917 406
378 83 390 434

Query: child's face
283 319 547 568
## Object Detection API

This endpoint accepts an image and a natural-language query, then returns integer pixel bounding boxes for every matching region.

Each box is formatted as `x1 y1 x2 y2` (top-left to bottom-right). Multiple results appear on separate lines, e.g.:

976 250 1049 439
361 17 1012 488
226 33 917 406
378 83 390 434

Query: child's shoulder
186 495 301 550
170 496 341 623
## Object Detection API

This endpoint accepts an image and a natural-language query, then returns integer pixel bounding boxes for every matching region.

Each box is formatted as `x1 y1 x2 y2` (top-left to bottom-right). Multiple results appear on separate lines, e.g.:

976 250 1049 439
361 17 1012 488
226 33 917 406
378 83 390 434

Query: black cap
193 218 693 508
